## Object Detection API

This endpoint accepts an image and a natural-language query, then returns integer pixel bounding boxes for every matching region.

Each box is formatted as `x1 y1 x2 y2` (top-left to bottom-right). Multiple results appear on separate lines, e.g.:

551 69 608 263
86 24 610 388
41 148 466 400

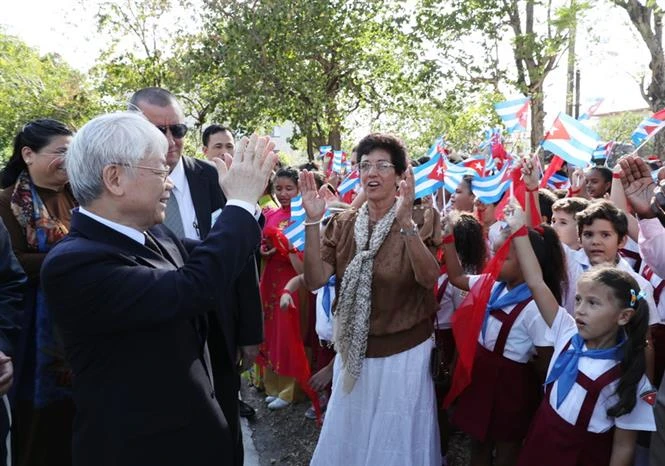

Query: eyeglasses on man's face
358 161 395 173
111 163 171 181
154 124 188 139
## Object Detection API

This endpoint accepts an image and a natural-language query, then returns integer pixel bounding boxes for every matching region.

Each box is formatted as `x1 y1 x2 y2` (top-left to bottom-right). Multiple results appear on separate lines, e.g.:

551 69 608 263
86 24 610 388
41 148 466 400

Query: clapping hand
299 170 328 222
280 291 294 310
618 155 657 219
570 169 585 195
213 134 277 205
396 167 415 228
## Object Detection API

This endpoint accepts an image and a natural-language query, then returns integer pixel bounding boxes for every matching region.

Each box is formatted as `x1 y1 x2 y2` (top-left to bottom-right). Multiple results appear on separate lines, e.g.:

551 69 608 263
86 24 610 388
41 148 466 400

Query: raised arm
299 171 334 290
522 156 542 226
441 215 470 291
610 165 639 241
396 168 440 288
504 201 560 327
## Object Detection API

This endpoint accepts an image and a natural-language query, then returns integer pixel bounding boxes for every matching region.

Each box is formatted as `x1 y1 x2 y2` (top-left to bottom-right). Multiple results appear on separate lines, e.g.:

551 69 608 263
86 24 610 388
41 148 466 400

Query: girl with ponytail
505 200 656 466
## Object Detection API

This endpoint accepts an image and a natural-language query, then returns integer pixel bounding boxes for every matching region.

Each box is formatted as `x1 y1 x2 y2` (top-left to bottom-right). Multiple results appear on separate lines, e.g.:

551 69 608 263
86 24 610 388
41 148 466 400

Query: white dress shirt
168 158 200 240
79 207 146 244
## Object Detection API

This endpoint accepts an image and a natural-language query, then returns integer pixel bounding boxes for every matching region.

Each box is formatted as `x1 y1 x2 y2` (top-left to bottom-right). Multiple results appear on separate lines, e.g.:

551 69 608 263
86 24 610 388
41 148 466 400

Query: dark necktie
164 191 185 238
144 233 163 256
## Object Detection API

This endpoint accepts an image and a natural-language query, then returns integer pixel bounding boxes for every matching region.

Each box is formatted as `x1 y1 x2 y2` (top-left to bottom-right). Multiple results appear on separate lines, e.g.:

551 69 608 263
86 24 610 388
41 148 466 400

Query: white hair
66 112 168 206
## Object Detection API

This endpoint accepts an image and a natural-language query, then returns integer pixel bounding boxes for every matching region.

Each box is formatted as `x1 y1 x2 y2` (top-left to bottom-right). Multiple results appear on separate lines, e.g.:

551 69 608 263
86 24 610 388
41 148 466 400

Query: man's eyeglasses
112 163 171 181
155 124 188 139
358 161 395 173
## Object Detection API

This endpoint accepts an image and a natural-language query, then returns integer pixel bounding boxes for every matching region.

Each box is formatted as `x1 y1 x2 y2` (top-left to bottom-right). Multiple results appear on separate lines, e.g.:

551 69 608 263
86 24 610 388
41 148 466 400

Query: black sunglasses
155 124 188 139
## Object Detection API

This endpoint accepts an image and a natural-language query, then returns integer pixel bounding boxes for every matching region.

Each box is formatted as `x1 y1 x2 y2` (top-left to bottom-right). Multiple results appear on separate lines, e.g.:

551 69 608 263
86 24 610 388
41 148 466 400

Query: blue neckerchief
545 333 624 408
482 282 532 340
322 275 336 320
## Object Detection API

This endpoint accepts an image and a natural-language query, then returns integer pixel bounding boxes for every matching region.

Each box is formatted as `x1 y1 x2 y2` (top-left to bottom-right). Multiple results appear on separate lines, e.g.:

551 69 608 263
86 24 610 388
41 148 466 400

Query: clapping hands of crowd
395 167 416 228
299 171 328 222
619 155 658 219
213 134 277 205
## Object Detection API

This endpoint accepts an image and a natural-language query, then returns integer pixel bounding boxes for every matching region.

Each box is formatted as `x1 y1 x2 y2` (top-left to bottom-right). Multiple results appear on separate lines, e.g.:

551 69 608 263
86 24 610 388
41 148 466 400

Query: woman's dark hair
453 212 487 273
273 166 299 186
528 224 567 304
356 133 408 175
580 267 648 418
2 119 73 188
460 174 474 193
298 161 319 171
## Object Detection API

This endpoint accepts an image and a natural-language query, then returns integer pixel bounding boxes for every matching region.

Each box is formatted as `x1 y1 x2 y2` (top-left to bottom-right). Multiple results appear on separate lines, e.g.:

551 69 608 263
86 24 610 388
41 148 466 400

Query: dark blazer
0 217 26 358
41 206 261 466
182 156 263 465
182 156 263 359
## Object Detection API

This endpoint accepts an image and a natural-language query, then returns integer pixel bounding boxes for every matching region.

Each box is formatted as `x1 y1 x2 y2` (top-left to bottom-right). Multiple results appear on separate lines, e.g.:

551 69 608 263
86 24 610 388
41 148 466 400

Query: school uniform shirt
435 272 467 330
468 275 555 363
640 262 665 324
544 309 656 433
562 244 659 326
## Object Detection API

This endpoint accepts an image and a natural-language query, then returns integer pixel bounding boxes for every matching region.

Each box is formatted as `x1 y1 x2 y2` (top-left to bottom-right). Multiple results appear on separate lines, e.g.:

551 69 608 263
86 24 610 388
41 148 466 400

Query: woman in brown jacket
0 119 76 466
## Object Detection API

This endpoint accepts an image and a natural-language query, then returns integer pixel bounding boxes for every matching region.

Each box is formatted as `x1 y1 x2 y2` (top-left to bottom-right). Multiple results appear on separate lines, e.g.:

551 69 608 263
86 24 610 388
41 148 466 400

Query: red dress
258 207 301 375
452 299 540 442
517 340 622 466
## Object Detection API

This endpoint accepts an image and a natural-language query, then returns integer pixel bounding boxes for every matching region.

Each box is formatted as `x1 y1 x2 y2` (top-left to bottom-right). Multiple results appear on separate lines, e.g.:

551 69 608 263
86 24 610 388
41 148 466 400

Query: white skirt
310 338 441 466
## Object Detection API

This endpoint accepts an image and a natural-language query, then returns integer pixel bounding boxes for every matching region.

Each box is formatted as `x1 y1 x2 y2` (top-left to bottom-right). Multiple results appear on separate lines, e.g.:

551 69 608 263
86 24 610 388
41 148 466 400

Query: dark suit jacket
0 217 26 358
41 206 260 466
182 156 263 365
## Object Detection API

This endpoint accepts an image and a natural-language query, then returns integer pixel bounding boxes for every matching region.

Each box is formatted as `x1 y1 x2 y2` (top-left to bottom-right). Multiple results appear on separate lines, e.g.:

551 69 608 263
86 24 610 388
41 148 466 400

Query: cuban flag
444 162 475 194
413 153 448 199
471 163 512 204
283 195 306 251
332 150 345 173
479 127 502 151
592 141 614 163
462 156 487 176
337 168 360 202
494 97 530 133
578 98 604 121
541 113 600 167
425 135 450 158
547 173 570 190
631 109 665 146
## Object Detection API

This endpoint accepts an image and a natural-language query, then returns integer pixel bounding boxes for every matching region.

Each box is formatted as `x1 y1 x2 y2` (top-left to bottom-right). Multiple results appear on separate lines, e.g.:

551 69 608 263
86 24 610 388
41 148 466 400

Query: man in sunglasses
129 88 263 466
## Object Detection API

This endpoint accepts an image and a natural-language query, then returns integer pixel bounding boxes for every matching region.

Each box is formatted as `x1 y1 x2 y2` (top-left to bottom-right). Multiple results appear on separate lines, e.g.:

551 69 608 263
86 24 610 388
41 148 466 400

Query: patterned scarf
334 202 397 393
10 170 69 251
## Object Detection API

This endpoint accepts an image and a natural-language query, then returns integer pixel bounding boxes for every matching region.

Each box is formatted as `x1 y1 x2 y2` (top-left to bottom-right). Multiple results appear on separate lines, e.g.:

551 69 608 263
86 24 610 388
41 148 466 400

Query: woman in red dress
258 167 304 409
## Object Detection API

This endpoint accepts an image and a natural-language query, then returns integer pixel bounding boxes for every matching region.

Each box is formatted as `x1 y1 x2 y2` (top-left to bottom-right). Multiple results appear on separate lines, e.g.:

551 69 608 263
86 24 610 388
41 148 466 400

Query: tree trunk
328 126 342 151
531 90 546 151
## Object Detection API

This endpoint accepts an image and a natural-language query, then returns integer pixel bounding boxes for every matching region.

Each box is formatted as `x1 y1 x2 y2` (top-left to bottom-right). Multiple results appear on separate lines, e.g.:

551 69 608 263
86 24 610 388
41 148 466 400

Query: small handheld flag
413 153 446 199
631 109 665 147
283 195 306 251
494 97 530 133
542 113 601 167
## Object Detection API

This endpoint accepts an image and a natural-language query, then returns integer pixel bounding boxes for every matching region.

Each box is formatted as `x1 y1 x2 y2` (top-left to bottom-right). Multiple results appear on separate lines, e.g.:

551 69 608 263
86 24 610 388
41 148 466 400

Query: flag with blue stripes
631 109 665 146
541 113 600 167
332 150 344 173
444 162 474 194
283 195 306 251
578 98 604 121
494 97 530 133
337 169 360 195
425 135 449 158
471 162 512 204
547 173 570 190
413 153 446 199
479 127 502 151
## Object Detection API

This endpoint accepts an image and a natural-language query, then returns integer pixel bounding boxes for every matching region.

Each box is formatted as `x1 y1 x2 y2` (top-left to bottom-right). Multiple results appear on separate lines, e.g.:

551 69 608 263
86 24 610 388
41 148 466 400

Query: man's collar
169 157 186 192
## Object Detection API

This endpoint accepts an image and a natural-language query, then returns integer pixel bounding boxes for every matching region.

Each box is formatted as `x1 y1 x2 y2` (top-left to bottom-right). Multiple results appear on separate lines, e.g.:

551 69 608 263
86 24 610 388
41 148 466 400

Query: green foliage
595 111 647 144
0 30 100 159
199 0 438 157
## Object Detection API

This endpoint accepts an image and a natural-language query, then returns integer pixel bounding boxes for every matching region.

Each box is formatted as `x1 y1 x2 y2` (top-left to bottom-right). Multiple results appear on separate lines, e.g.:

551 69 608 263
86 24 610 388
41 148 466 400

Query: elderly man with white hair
41 112 276 466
